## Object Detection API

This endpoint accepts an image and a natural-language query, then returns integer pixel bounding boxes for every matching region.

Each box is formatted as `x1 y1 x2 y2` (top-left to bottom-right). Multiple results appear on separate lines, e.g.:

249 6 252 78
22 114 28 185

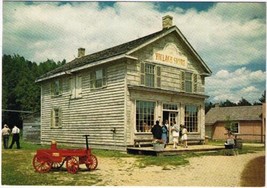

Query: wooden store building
36 15 212 150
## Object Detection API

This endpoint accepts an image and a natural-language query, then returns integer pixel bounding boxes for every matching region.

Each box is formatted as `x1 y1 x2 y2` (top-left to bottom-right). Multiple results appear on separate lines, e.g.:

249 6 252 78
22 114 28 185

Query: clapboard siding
127 33 206 95
40 61 127 149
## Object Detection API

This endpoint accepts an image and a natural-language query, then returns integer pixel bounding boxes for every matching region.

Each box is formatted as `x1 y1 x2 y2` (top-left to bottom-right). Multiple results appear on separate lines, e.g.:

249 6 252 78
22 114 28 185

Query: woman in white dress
171 121 180 149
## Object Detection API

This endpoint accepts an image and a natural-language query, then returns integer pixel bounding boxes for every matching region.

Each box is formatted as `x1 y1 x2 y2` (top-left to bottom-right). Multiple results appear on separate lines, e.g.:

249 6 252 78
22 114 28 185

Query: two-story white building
36 15 212 150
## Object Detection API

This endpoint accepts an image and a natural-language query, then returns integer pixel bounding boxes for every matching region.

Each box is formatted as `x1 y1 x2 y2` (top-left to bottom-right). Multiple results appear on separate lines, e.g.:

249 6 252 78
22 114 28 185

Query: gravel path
93 150 265 186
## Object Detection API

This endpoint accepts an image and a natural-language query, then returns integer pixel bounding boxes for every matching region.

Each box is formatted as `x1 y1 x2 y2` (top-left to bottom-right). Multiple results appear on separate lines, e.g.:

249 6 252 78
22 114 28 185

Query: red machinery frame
32 135 98 174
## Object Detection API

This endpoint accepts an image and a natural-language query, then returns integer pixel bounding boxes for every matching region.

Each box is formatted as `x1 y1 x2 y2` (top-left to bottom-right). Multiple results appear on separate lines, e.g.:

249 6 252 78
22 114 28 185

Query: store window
90 69 107 89
136 101 155 132
184 105 198 132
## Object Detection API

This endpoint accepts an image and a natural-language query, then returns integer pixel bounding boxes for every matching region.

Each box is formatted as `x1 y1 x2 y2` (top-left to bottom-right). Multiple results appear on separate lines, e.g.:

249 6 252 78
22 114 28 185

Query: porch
127 144 225 156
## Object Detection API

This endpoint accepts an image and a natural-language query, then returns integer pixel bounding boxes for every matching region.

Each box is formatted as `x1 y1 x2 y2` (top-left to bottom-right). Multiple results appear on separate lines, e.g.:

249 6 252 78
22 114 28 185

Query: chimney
78 48 85 58
162 15 173 29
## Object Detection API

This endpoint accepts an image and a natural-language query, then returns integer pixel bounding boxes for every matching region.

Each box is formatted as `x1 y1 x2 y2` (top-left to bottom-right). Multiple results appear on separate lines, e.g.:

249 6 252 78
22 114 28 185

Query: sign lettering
153 43 187 68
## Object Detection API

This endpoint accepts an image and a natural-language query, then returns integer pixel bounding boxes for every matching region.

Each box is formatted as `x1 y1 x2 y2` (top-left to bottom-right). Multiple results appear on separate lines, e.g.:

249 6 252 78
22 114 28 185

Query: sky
2 1 266 104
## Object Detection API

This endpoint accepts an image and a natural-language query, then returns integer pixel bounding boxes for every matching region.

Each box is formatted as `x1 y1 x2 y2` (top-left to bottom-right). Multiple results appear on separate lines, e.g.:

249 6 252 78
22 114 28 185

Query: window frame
90 68 107 89
51 79 62 97
51 107 62 129
140 62 161 88
232 122 240 134
70 74 82 99
184 104 198 133
135 100 156 133
181 71 198 93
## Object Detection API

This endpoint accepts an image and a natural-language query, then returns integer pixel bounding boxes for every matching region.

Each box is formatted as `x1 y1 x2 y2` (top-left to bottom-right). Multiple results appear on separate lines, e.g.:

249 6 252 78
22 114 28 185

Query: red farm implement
32 135 98 174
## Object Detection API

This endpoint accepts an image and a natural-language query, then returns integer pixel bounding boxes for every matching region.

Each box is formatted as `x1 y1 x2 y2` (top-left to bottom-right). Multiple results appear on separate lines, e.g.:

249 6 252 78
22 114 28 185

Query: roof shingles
37 28 168 80
205 105 262 125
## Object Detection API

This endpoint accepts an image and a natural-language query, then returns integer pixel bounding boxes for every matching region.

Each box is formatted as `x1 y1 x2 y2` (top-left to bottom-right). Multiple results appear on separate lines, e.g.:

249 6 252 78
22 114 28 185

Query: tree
2 54 64 127
220 100 236 107
205 101 214 114
224 116 237 134
237 98 251 106
259 90 266 104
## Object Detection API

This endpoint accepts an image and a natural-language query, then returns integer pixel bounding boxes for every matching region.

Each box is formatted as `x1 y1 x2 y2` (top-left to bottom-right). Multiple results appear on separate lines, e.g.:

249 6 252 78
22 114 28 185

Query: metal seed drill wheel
86 154 98 170
32 154 52 173
66 157 79 174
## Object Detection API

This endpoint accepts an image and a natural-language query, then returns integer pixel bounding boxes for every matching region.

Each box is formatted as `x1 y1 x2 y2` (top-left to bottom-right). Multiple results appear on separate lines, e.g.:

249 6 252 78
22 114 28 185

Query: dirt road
92 150 265 186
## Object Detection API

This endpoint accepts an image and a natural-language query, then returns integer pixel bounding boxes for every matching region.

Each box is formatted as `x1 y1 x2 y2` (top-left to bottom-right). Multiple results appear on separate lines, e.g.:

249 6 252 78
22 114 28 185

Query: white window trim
51 107 62 129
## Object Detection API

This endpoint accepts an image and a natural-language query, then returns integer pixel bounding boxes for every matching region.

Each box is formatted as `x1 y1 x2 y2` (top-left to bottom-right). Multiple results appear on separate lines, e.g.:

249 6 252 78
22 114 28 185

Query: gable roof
205 105 263 125
36 26 211 82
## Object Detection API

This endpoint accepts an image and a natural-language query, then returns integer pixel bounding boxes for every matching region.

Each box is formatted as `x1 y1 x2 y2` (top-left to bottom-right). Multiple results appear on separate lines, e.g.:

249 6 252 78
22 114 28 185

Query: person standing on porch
164 120 169 143
171 121 180 149
162 122 168 148
181 124 188 148
151 121 162 140
9 125 20 149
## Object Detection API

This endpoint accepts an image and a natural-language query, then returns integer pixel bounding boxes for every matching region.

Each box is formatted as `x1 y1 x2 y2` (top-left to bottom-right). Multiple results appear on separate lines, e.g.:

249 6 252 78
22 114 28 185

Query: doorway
163 111 178 144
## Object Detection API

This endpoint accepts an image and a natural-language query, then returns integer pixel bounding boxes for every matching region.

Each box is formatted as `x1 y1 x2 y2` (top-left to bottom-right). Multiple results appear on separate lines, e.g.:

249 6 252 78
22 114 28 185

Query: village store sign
153 43 188 69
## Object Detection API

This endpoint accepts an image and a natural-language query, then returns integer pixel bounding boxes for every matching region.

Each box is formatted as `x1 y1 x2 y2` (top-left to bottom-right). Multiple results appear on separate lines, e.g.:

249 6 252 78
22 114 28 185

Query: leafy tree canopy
2 54 65 127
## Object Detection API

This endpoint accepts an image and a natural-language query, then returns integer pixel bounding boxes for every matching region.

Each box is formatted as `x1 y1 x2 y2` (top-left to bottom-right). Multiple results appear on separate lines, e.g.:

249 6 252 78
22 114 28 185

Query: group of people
2 124 21 149
151 120 188 148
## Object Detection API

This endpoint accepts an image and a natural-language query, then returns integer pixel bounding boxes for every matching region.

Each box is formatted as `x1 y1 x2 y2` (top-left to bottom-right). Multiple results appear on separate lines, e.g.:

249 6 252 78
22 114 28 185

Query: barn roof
205 105 263 125
36 25 211 82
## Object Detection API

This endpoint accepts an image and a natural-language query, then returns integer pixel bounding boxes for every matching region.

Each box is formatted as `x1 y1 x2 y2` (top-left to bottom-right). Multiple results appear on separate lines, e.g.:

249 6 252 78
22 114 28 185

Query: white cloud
3 2 265 68
206 67 266 103
172 3 266 72
2 2 266 103
3 2 162 62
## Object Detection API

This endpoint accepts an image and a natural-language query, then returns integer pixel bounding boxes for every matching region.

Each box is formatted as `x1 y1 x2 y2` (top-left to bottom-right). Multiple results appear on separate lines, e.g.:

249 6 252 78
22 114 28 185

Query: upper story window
185 72 193 92
51 79 62 96
140 62 161 88
90 68 107 89
181 71 197 93
70 75 82 99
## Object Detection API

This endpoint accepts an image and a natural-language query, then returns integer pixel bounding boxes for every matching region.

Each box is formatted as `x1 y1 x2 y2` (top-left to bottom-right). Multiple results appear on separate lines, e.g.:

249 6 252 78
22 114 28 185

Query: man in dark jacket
151 121 162 139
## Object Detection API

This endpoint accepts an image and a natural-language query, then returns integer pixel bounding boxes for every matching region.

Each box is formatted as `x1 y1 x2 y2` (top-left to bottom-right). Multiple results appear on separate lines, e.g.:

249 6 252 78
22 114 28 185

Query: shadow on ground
241 156 265 187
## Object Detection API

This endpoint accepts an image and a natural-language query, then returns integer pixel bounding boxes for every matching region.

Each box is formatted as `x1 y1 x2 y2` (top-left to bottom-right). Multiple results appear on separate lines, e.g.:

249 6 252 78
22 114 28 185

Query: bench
186 138 205 144
134 139 154 147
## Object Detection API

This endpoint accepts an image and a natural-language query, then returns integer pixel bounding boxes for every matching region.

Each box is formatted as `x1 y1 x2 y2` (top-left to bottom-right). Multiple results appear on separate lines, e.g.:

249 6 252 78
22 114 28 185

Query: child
181 125 188 148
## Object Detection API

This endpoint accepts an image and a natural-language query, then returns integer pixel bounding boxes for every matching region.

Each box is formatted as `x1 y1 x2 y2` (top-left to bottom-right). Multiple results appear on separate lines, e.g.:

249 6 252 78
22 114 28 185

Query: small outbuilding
205 104 265 142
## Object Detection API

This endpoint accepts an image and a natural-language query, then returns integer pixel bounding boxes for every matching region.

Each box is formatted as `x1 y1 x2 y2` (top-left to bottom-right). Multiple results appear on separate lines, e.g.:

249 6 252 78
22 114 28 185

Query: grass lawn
1 140 265 186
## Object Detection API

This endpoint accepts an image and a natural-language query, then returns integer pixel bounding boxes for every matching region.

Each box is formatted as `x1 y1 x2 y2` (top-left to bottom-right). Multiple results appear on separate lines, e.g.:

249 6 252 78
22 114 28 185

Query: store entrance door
163 111 178 144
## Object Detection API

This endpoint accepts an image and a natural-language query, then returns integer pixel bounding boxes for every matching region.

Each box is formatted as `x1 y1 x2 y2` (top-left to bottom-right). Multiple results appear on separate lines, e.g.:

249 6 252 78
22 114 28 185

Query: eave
127 84 209 99
126 26 212 76
35 55 138 83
